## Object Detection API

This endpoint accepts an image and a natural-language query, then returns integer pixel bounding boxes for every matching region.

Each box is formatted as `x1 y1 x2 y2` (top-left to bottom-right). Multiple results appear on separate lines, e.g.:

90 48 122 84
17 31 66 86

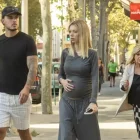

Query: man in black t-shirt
0 6 37 140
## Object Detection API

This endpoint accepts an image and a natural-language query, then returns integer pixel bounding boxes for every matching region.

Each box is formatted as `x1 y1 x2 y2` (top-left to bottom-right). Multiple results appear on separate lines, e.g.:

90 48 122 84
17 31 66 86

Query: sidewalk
5 76 138 140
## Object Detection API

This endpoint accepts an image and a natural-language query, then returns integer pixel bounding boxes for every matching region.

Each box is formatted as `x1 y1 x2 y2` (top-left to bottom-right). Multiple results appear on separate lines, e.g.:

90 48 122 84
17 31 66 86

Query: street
5 76 138 140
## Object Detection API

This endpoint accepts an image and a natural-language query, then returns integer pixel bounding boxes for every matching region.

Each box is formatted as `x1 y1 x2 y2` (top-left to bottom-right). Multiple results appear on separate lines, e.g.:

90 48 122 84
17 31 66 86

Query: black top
58 48 98 103
99 65 103 77
0 31 37 95
128 74 140 105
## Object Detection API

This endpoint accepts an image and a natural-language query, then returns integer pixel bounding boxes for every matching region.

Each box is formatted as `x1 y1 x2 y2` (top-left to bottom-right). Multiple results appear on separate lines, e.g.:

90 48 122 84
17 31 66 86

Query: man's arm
19 55 37 104
25 55 38 89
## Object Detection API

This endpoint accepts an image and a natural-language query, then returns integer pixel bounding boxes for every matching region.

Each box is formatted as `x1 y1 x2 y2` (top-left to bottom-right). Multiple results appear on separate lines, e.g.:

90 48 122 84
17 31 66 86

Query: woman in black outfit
58 20 101 140
98 57 104 96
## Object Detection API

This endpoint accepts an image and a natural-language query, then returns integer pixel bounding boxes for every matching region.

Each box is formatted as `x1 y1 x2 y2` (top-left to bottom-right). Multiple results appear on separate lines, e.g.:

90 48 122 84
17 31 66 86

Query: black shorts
109 72 116 77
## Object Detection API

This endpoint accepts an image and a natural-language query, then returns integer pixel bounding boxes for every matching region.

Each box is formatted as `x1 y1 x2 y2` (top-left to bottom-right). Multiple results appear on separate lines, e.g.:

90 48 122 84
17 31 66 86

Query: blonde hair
68 20 92 59
127 45 140 65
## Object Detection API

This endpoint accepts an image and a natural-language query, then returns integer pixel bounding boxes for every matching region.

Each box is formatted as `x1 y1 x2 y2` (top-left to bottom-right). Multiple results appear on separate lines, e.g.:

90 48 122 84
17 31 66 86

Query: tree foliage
28 0 42 39
108 3 138 50
0 0 20 9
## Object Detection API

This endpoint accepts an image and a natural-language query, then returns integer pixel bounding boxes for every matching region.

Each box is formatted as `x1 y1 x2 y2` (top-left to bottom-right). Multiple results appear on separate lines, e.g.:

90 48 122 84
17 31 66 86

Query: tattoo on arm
26 56 38 89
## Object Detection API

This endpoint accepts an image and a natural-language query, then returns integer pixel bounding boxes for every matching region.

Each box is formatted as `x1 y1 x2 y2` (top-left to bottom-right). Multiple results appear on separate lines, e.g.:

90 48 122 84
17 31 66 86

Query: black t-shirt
0 31 37 95
128 74 140 105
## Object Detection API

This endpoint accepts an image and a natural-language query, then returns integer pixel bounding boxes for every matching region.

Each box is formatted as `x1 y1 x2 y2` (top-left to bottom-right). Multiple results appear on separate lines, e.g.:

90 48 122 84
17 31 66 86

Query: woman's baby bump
64 76 92 98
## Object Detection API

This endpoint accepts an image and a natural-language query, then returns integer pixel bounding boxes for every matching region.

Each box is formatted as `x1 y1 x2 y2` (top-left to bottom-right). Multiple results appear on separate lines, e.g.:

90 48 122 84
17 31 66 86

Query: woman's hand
85 103 98 114
60 78 74 92
123 80 129 91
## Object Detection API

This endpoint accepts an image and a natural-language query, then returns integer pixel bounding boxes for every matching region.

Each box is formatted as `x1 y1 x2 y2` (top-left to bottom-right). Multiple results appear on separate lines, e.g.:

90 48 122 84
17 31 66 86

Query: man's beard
7 27 18 31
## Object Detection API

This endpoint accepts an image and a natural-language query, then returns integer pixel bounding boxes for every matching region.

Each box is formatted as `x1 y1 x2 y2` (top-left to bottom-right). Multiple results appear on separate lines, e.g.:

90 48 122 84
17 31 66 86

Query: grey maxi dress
58 48 101 140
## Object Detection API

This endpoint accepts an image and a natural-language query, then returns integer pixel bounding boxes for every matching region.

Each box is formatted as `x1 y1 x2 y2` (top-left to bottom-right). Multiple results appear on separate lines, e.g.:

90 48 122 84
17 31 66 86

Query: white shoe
98 92 101 96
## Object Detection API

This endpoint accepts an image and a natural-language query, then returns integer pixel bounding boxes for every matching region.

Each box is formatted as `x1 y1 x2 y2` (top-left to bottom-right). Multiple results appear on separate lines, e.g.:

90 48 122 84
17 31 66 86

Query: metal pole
21 0 28 34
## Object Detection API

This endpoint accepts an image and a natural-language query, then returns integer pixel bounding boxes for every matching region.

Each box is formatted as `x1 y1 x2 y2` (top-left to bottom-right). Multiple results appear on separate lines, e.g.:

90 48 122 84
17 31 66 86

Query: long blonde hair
127 45 140 65
68 20 92 59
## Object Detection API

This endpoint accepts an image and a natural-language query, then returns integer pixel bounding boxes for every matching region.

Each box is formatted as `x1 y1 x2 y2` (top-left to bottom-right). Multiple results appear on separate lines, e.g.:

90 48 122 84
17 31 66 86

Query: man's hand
19 87 30 104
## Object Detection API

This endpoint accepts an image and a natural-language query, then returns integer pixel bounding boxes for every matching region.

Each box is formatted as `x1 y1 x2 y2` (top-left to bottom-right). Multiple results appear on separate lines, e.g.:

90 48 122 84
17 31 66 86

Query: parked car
30 63 41 104
30 62 61 104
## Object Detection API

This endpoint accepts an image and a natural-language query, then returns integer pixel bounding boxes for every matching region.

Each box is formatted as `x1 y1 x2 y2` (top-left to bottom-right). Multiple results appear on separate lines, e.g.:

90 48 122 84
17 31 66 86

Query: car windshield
37 62 60 76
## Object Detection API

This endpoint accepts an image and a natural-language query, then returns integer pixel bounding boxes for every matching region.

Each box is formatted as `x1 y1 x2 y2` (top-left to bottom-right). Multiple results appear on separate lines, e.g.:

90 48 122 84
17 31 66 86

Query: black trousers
58 95 101 140
99 76 103 92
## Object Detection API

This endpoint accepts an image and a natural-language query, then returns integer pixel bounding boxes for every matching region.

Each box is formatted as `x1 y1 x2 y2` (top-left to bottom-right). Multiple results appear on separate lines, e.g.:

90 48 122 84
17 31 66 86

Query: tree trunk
102 0 116 80
98 0 106 58
39 0 52 114
89 0 96 49
98 0 111 80
77 0 86 20
68 0 75 22
103 7 109 81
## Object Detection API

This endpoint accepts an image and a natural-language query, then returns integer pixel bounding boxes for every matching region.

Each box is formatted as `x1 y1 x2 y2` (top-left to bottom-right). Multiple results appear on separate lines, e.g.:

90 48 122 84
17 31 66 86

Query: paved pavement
5 76 138 140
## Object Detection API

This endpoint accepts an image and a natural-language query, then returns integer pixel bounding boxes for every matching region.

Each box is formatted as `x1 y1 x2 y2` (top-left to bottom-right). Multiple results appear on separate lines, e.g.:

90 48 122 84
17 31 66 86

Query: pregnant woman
58 19 101 140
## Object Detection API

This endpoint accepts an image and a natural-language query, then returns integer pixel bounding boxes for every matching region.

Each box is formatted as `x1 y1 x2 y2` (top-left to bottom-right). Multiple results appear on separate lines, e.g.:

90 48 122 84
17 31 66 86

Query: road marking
30 121 136 129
